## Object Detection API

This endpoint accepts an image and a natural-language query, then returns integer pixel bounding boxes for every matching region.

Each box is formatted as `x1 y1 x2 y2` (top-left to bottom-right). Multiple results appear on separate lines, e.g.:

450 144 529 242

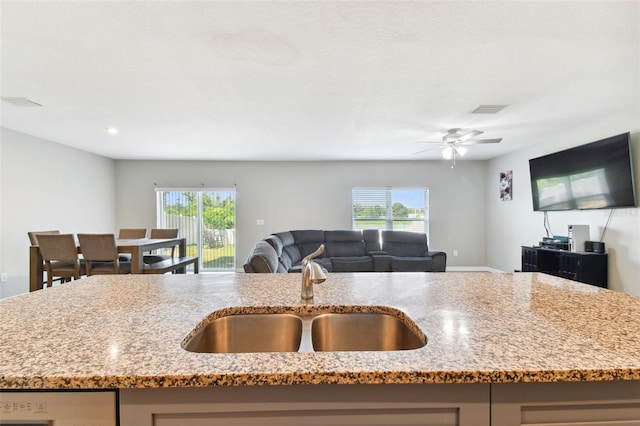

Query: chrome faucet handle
301 244 326 301
302 244 325 265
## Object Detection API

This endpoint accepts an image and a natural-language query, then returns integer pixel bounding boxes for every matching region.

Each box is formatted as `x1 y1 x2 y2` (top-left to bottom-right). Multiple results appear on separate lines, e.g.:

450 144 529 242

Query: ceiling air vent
471 105 507 114
1 97 42 107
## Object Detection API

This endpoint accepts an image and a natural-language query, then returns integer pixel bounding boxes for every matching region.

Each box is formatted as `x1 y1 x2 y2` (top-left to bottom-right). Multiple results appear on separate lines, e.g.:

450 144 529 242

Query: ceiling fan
414 128 502 168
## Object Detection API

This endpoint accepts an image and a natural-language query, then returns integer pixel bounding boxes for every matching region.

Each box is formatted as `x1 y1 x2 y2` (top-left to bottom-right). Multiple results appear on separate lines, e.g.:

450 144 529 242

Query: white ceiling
1 1 638 161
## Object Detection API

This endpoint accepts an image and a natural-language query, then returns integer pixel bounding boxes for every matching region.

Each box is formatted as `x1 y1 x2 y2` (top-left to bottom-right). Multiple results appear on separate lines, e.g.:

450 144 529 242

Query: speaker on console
585 241 605 253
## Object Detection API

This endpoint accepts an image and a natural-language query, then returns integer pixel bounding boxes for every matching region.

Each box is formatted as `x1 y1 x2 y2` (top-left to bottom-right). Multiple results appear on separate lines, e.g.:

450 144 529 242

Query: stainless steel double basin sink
183 307 427 353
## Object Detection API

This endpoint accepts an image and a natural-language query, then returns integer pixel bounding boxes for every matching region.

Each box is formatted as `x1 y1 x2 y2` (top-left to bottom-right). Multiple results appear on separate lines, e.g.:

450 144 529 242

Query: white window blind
352 187 429 235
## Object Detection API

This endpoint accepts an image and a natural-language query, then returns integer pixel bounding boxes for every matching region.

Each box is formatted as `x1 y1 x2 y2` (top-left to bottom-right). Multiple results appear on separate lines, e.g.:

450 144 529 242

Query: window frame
155 188 236 272
351 187 429 236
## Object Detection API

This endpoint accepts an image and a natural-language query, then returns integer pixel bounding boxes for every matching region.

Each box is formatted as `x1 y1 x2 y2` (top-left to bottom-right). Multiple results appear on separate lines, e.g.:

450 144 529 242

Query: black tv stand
521 246 608 288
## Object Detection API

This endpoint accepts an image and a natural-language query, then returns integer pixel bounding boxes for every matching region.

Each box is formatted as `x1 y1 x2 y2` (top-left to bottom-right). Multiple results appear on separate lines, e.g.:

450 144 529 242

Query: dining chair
118 228 147 239
28 230 63 286
78 233 131 276
117 228 147 261
143 228 179 265
36 234 84 287
28 230 60 246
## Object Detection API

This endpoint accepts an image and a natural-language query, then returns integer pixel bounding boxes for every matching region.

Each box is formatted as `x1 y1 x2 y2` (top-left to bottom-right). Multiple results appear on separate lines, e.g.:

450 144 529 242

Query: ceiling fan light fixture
413 127 502 165
442 146 453 160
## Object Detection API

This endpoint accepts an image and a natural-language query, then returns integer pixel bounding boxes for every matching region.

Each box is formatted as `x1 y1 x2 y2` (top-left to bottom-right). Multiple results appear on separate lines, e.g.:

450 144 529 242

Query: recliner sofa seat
244 229 446 273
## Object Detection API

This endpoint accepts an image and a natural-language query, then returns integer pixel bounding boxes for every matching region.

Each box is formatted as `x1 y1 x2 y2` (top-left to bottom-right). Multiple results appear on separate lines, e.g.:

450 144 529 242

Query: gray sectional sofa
243 229 446 273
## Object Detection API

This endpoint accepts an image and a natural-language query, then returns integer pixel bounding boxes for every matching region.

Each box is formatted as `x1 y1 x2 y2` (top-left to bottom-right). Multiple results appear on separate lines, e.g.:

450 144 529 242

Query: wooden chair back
144 229 180 264
78 233 131 276
36 234 82 287
28 230 61 245
118 228 147 239
149 228 179 239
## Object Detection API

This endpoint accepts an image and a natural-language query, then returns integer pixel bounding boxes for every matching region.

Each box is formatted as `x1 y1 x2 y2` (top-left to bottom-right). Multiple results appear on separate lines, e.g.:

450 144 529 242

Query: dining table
29 237 188 292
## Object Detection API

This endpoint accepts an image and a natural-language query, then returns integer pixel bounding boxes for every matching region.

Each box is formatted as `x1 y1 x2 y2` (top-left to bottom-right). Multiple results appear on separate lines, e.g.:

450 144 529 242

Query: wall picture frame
500 170 512 201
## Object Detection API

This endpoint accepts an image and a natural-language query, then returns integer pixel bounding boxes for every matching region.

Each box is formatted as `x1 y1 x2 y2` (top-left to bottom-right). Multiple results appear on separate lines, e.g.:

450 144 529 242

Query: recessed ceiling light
106 127 119 135
471 105 508 114
1 97 42 107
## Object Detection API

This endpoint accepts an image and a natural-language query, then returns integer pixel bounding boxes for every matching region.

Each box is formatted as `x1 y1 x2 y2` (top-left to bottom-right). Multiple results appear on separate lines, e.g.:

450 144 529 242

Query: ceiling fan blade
460 138 502 145
412 146 441 155
457 130 483 142
415 140 442 145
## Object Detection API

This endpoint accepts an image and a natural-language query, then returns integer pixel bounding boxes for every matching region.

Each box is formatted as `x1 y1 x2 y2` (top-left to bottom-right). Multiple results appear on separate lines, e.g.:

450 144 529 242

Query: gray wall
115 160 487 271
0 128 116 298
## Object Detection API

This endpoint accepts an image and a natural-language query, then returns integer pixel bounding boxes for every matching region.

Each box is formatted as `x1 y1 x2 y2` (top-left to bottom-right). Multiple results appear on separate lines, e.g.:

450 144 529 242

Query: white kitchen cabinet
120 381 640 426
491 381 640 425
120 383 490 426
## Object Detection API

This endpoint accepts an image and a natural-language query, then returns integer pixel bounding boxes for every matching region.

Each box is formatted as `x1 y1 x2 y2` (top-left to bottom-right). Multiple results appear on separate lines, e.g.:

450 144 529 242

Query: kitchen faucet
301 244 326 301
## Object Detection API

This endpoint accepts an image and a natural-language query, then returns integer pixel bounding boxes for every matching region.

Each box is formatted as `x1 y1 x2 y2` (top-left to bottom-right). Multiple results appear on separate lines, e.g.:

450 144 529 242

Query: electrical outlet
453 250 459 257
256 219 265 225
0 272 7 282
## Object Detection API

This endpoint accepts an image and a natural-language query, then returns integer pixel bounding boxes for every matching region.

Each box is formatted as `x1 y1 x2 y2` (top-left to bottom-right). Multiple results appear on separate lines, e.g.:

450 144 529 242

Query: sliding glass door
156 189 236 271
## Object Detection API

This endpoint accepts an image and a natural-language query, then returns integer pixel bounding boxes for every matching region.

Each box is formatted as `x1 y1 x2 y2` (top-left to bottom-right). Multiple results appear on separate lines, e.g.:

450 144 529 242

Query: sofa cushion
272 231 294 247
244 241 279 273
381 230 429 257
370 253 392 272
264 235 283 256
291 230 326 258
288 264 302 273
363 229 381 252
277 251 290 270
271 231 300 266
282 245 301 266
390 256 434 272
325 230 362 242
289 257 332 274
331 256 373 272
291 230 324 244
298 242 326 259
325 230 365 257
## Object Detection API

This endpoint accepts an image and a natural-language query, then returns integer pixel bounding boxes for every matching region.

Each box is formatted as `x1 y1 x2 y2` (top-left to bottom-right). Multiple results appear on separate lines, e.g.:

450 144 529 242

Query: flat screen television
529 132 637 211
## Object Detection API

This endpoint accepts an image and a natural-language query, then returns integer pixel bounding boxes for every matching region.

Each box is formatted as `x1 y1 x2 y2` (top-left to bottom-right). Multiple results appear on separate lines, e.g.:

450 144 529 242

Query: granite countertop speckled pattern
1 272 639 389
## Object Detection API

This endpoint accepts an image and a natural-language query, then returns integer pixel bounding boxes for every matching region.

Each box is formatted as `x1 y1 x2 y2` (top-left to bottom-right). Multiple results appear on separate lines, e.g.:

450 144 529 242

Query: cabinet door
521 247 538 272
558 253 579 280
575 253 608 288
120 384 490 426
491 381 640 426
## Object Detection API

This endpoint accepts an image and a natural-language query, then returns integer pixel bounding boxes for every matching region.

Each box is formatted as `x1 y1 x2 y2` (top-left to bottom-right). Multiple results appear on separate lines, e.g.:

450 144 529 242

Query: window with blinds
352 188 429 235
156 189 236 271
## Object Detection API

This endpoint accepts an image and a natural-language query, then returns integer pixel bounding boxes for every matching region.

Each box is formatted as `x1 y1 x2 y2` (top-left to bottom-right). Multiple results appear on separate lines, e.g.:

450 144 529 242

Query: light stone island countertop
1 272 639 389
